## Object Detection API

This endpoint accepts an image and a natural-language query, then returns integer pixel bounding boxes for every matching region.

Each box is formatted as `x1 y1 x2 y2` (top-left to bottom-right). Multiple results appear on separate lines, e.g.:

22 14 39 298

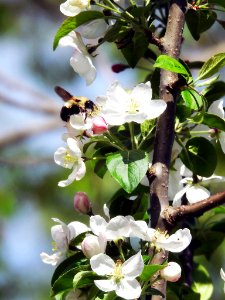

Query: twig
162 190 225 225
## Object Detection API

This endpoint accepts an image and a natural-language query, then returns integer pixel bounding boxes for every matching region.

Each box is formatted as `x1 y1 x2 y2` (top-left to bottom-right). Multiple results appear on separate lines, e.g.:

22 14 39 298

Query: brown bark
148 1 187 299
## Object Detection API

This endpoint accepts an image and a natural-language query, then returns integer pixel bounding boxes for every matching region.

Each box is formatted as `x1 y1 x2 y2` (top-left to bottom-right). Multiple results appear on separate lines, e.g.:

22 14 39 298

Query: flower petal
208 99 224 119
94 279 116 292
90 253 115 275
40 252 63 266
68 221 89 240
157 228 192 253
90 215 108 236
186 185 210 204
106 216 130 240
122 250 144 278
116 278 142 299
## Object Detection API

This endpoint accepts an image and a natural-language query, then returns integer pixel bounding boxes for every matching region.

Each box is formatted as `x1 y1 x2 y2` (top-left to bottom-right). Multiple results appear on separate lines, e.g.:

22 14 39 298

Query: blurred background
0 0 225 299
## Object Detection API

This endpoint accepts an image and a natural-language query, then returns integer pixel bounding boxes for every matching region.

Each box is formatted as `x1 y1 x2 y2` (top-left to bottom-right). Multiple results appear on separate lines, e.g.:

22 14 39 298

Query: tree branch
148 1 187 299
162 190 225 225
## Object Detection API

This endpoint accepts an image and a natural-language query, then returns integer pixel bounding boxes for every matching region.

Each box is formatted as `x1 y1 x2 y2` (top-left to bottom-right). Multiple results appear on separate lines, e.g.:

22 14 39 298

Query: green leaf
73 271 99 289
121 31 149 68
202 81 225 104
51 265 90 296
140 264 165 281
186 10 217 41
154 55 190 77
192 264 213 300
180 137 217 177
181 88 203 110
51 252 87 286
213 206 225 214
176 104 192 122
197 53 225 80
201 113 225 131
53 11 105 50
106 150 149 193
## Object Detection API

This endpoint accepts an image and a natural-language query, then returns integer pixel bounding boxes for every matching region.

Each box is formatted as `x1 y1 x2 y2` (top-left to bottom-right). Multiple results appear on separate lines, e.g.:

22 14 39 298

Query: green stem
190 130 210 135
96 2 120 14
129 122 137 149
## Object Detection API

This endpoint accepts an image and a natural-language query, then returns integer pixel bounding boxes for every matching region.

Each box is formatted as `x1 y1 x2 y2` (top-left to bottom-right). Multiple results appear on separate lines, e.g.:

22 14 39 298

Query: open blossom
172 177 210 207
160 262 181 282
97 81 167 125
220 268 225 293
59 31 96 85
54 137 86 187
146 228 192 253
60 0 89 17
90 251 144 299
40 218 89 266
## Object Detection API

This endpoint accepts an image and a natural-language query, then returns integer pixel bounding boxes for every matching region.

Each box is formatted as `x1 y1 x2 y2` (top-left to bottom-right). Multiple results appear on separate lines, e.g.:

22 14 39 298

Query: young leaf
106 150 149 193
153 55 190 77
179 137 217 177
140 264 165 281
73 270 99 289
201 113 225 131
197 53 225 80
181 88 203 110
53 11 105 50
192 264 213 300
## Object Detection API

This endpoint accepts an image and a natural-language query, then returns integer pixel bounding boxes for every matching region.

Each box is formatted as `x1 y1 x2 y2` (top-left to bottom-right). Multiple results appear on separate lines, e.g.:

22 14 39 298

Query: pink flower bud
92 116 108 134
160 262 181 282
81 234 107 258
74 192 91 214
111 64 129 73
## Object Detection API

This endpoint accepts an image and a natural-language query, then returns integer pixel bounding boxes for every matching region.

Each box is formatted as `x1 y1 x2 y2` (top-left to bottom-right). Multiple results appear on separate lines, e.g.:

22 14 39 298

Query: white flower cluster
54 81 166 187
41 206 192 299
59 0 108 85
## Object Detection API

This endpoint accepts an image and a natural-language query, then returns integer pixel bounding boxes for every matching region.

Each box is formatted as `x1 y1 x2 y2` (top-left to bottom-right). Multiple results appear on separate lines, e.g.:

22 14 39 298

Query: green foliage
192 264 213 300
153 55 191 78
186 9 217 41
140 264 165 281
180 137 217 177
197 53 225 80
106 150 149 193
181 89 203 110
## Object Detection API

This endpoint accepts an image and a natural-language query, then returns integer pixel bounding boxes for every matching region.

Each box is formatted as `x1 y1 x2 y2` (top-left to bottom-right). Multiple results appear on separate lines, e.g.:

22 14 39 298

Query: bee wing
55 86 73 102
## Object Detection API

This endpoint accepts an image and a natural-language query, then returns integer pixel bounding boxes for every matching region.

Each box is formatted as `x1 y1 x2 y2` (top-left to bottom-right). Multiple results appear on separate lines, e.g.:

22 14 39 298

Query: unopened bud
111 64 129 73
160 262 181 282
92 116 108 134
74 192 91 214
81 234 107 258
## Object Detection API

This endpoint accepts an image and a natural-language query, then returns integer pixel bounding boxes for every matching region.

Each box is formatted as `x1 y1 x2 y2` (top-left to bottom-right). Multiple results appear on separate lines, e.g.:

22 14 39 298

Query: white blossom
59 31 96 85
78 19 108 39
90 251 144 299
98 81 166 125
54 138 86 187
172 177 210 207
146 228 192 253
60 0 89 17
40 218 89 266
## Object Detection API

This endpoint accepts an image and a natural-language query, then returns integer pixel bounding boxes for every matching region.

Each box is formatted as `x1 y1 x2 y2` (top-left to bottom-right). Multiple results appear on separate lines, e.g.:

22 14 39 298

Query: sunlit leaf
154 55 190 77
197 53 225 80
106 150 149 193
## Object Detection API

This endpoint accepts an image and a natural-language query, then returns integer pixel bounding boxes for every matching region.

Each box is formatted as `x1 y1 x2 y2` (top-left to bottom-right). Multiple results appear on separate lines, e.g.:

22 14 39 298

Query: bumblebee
54 86 98 122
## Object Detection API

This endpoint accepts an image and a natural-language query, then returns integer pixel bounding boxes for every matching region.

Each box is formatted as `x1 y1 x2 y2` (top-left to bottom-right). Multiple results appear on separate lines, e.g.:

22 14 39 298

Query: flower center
63 151 76 167
70 0 88 9
127 98 140 114
112 260 124 283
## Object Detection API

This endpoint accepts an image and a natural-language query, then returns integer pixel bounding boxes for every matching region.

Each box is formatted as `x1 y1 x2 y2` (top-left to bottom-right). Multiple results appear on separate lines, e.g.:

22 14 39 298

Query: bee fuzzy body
55 86 98 122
